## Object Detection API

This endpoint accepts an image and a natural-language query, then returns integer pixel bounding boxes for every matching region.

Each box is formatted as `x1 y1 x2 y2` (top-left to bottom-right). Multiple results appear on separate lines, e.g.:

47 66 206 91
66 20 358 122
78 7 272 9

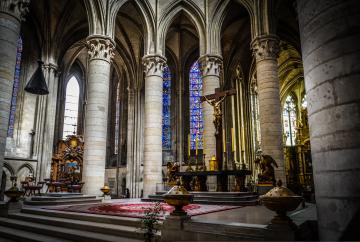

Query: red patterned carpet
48 202 240 219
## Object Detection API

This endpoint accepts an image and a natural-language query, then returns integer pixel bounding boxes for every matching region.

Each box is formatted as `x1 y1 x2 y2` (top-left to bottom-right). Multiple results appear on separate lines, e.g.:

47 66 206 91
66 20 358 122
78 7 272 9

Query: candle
241 126 245 151
188 133 191 158
231 128 236 152
223 128 226 152
195 132 198 156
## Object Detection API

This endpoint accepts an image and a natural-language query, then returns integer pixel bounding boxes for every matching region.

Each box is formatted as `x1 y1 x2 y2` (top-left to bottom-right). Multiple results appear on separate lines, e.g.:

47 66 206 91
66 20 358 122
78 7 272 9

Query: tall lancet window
189 61 203 150
7 37 23 137
283 95 297 146
114 82 120 154
63 76 80 138
162 65 171 150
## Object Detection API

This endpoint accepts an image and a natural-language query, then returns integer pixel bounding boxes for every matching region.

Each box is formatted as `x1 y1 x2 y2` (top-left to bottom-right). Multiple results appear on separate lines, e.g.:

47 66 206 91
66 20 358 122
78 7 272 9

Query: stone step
156 191 254 196
0 217 144 242
149 194 258 202
23 198 103 206
21 207 144 228
43 192 83 197
30 195 97 201
0 224 71 242
142 197 258 206
8 212 147 240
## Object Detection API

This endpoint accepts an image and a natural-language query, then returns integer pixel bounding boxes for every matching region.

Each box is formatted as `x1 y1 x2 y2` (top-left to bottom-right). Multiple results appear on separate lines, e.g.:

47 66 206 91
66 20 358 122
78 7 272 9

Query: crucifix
201 88 236 166
201 88 236 191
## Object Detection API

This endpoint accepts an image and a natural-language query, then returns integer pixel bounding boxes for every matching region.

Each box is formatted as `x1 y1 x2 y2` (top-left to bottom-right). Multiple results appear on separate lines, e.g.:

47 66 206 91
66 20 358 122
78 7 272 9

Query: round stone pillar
0 0 29 189
297 0 360 240
251 35 286 183
82 36 115 196
199 55 222 167
142 55 166 198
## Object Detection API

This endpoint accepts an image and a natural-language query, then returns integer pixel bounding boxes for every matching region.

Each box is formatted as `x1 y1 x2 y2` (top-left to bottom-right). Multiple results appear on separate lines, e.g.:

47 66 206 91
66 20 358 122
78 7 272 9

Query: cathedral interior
0 0 359 241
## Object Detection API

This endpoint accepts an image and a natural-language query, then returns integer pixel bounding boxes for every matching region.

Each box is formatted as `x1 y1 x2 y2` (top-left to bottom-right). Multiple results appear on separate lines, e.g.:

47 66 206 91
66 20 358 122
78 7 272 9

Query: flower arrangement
140 202 164 242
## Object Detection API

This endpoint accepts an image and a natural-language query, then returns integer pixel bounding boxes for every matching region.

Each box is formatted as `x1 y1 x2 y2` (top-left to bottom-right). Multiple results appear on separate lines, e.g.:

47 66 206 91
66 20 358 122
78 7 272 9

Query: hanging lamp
24 60 49 95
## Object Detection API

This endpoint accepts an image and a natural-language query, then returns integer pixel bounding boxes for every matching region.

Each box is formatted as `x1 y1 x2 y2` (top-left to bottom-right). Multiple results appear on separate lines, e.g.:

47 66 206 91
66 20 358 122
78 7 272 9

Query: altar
175 170 251 192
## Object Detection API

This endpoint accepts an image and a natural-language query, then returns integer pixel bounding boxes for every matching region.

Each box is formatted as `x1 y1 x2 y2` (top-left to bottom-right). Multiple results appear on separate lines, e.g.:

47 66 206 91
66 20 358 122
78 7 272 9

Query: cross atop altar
200 88 236 172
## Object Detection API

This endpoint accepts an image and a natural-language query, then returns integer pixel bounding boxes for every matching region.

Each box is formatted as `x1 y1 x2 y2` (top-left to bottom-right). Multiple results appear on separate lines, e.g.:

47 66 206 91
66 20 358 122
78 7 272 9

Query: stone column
142 54 166 198
36 63 59 182
251 35 286 183
0 0 29 189
126 88 135 197
297 0 360 240
82 36 115 196
199 55 222 167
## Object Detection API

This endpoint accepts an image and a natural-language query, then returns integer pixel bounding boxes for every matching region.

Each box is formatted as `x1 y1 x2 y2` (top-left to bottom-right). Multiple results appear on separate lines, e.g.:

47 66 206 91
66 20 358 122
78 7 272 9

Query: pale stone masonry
251 35 286 184
199 54 222 168
297 0 360 240
0 0 29 185
142 55 166 198
82 36 115 196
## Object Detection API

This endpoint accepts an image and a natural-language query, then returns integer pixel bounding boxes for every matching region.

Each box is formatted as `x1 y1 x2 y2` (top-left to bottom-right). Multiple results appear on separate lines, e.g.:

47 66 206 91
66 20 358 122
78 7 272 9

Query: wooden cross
200 88 236 103
200 88 236 180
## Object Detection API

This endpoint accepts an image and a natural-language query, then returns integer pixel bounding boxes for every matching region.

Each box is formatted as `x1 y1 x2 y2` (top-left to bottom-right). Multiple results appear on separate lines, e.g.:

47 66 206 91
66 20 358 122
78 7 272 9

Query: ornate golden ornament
100 184 111 196
209 155 219 171
163 183 193 216
260 180 303 225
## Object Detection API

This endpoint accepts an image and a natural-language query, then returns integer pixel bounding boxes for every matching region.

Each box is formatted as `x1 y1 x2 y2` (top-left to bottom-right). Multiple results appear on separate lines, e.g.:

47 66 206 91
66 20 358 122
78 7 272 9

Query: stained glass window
189 61 203 149
7 37 23 138
283 95 297 146
162 65 171 150
62 76 80 138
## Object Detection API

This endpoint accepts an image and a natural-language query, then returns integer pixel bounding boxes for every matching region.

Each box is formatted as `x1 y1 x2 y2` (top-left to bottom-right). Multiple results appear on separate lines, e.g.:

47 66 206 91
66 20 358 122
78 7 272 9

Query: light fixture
24 60 49 95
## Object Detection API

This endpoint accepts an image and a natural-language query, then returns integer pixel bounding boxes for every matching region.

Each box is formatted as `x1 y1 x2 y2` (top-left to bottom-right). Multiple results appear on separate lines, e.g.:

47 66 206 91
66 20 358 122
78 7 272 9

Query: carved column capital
251 35 280 61
198 54 223 77
0 0 30 21
142 54 167 77
86 35 115 63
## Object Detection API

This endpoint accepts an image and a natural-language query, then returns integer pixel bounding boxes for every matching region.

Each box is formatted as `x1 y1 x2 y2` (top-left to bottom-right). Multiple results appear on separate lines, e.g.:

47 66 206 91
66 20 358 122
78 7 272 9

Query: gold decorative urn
260 180 303 226
4 176 24 202
209 155 218 171
100 184 111 196
163 184 193 216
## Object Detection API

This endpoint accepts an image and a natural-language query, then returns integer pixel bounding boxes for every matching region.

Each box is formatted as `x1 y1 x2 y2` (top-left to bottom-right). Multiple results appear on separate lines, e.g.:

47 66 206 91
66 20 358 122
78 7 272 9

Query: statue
255 154 278 185
203 94 227 135
166 162 179 186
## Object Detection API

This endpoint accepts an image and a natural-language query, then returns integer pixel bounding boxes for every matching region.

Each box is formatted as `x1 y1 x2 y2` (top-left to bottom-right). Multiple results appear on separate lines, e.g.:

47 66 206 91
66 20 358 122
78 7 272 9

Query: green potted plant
140 202 164 242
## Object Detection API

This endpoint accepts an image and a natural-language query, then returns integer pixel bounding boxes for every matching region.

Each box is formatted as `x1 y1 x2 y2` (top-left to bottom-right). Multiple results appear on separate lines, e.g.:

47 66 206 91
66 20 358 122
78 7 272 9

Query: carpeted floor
48 202 240 219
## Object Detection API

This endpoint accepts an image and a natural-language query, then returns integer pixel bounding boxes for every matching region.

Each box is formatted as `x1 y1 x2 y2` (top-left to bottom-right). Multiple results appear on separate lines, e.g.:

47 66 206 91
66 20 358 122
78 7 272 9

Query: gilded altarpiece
51 135 84 182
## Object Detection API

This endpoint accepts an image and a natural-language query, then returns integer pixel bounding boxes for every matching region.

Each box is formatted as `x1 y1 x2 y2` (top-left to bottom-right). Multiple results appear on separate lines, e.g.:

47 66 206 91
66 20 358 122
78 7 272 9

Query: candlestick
188 133 191 158
231 128 236 152
222 128 226 152
195 132 198 156
241 126 245 151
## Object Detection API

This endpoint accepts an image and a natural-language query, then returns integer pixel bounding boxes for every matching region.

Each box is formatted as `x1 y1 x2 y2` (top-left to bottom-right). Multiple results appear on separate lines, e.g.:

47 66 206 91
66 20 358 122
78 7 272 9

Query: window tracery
189 61 203 150
162 65 171 150
283 95 297 146
7 37 23 138
62 76 80 138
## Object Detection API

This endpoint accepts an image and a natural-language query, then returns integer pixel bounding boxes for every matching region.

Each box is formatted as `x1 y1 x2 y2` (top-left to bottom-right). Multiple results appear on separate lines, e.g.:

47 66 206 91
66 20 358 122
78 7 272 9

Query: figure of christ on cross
200 88 236 191
200 88 236 136
201 87 236 170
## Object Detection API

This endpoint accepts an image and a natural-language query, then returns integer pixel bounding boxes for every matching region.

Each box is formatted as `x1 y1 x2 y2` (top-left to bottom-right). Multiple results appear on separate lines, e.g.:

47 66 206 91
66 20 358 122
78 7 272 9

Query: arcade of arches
0 0 359 241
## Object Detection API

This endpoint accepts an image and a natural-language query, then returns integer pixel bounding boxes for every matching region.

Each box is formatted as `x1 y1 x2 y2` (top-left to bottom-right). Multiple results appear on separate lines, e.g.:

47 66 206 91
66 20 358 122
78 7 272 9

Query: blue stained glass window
7 37 23 138
162 66 171 150
189 61 203 149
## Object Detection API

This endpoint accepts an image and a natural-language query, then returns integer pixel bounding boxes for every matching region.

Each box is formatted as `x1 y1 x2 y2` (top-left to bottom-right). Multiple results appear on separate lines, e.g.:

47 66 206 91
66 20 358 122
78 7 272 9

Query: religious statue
203 94 227 135
166 162 179 186
254 154 278 185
